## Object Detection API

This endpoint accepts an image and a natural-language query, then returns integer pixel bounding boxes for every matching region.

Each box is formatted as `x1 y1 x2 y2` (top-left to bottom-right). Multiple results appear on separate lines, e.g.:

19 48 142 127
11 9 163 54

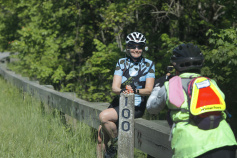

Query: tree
202 28 237 136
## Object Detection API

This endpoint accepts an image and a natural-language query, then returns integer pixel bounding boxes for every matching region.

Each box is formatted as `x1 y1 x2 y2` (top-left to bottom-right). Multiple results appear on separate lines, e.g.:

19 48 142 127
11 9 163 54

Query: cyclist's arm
138 78 155 96
112 75 122 95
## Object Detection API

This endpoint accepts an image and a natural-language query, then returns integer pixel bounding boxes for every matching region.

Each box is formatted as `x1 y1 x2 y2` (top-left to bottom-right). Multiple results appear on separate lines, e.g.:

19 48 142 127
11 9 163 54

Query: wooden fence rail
0 62 172 158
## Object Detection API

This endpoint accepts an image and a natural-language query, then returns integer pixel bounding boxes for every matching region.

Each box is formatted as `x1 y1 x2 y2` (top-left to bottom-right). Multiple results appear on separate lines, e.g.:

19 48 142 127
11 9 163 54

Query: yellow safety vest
165 73 237 158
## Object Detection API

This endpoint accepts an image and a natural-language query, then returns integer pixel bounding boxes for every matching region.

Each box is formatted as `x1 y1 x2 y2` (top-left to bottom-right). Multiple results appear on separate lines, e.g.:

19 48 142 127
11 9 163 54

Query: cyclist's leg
99 108 118 139
97 125 110 158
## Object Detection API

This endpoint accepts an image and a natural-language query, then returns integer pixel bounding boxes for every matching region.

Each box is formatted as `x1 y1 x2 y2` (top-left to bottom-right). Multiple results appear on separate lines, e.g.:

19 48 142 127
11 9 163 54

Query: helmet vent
193 61 202 66
126 32 146 44
180 61 202 68
180 62 191 67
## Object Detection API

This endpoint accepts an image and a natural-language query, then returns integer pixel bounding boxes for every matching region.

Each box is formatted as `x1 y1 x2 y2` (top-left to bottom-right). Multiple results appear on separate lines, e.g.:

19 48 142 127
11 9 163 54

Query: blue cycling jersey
114 57 155 106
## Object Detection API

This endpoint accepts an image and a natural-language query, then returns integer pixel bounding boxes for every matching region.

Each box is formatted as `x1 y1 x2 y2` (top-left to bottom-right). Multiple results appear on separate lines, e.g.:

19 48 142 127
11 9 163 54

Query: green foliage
203 28 237 94
0 0 20 51
0 0 237 110
77 39 122 102
154 33 182 76
10 0 74 84
202 28 237 136
7 0 97 92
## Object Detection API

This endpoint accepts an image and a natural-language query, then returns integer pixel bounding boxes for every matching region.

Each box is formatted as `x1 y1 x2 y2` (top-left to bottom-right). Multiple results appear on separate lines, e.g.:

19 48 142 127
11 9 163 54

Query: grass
0 76 148 158
0 77 97 158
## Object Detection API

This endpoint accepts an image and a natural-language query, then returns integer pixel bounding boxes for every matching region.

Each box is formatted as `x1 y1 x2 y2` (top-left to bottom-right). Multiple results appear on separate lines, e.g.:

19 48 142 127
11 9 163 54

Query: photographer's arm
146 85 167 114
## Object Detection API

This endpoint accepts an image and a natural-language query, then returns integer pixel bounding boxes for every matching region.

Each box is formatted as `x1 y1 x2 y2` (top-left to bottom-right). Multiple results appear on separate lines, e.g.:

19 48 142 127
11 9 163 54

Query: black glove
154 75 175 87
120 88 126 93
154 75 171 87
167 74 174 80
131 85 137 94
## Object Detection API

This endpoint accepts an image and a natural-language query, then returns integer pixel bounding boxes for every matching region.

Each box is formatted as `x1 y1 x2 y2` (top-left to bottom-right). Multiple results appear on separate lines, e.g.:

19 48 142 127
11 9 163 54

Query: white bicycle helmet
125 32 146 44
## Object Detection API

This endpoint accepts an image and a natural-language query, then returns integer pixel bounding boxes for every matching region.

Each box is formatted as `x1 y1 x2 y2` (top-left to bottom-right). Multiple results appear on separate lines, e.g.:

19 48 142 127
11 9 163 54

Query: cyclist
146 43 237 158
97 32 155 158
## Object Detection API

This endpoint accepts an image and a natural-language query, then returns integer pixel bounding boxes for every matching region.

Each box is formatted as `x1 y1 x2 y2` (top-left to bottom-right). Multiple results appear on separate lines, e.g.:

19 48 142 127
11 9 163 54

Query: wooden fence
0 60 172 158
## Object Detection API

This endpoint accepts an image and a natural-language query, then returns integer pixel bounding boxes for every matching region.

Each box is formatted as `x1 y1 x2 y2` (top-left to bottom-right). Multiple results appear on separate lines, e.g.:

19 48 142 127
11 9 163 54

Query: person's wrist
120 88 126 93
136 89 139 94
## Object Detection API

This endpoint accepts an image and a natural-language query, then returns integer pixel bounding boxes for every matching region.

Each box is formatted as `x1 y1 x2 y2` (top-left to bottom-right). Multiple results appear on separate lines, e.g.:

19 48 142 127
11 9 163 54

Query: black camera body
167 66 174 73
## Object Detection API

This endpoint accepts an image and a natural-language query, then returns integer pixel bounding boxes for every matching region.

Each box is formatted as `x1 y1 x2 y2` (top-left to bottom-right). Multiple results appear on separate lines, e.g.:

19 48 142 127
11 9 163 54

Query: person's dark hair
170 43 204 73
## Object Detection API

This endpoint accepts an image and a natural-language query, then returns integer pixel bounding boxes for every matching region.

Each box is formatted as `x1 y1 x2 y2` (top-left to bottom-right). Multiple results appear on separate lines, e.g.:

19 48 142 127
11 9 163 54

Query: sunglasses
127 44 144 50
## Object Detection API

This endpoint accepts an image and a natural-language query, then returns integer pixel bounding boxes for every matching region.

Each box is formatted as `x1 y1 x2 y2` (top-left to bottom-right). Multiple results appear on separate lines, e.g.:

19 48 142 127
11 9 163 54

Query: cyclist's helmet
126 32 146 45
125 32 146 59
171 43 204 72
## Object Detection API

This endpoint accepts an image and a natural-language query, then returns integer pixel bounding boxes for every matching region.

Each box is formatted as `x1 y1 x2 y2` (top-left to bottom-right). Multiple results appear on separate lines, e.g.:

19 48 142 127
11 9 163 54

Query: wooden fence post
118 93 135 158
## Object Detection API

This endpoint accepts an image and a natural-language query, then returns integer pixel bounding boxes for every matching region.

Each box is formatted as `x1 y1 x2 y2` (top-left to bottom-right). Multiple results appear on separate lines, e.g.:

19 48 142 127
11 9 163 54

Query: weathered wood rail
0 61 172 158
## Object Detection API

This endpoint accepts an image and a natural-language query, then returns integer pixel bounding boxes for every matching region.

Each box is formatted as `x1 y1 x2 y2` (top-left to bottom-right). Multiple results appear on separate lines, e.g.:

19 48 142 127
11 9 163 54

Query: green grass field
0 76 147 158
0 77 97 158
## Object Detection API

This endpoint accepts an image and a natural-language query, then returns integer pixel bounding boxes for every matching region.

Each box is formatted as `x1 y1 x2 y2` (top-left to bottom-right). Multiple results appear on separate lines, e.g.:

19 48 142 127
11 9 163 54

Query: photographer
146 43 236 158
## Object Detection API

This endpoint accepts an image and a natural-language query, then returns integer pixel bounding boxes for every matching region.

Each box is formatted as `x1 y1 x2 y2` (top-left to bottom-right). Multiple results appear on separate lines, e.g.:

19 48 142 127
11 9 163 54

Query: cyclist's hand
126 85 134 93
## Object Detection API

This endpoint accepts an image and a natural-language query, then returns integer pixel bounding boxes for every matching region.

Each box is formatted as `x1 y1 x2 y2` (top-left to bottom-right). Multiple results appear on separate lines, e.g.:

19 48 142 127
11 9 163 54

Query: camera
167 66 174 73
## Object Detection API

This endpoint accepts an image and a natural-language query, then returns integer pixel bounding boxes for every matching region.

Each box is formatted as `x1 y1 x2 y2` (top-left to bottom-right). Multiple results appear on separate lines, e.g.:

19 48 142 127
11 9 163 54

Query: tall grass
0 77 97 158
0 75 148 158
